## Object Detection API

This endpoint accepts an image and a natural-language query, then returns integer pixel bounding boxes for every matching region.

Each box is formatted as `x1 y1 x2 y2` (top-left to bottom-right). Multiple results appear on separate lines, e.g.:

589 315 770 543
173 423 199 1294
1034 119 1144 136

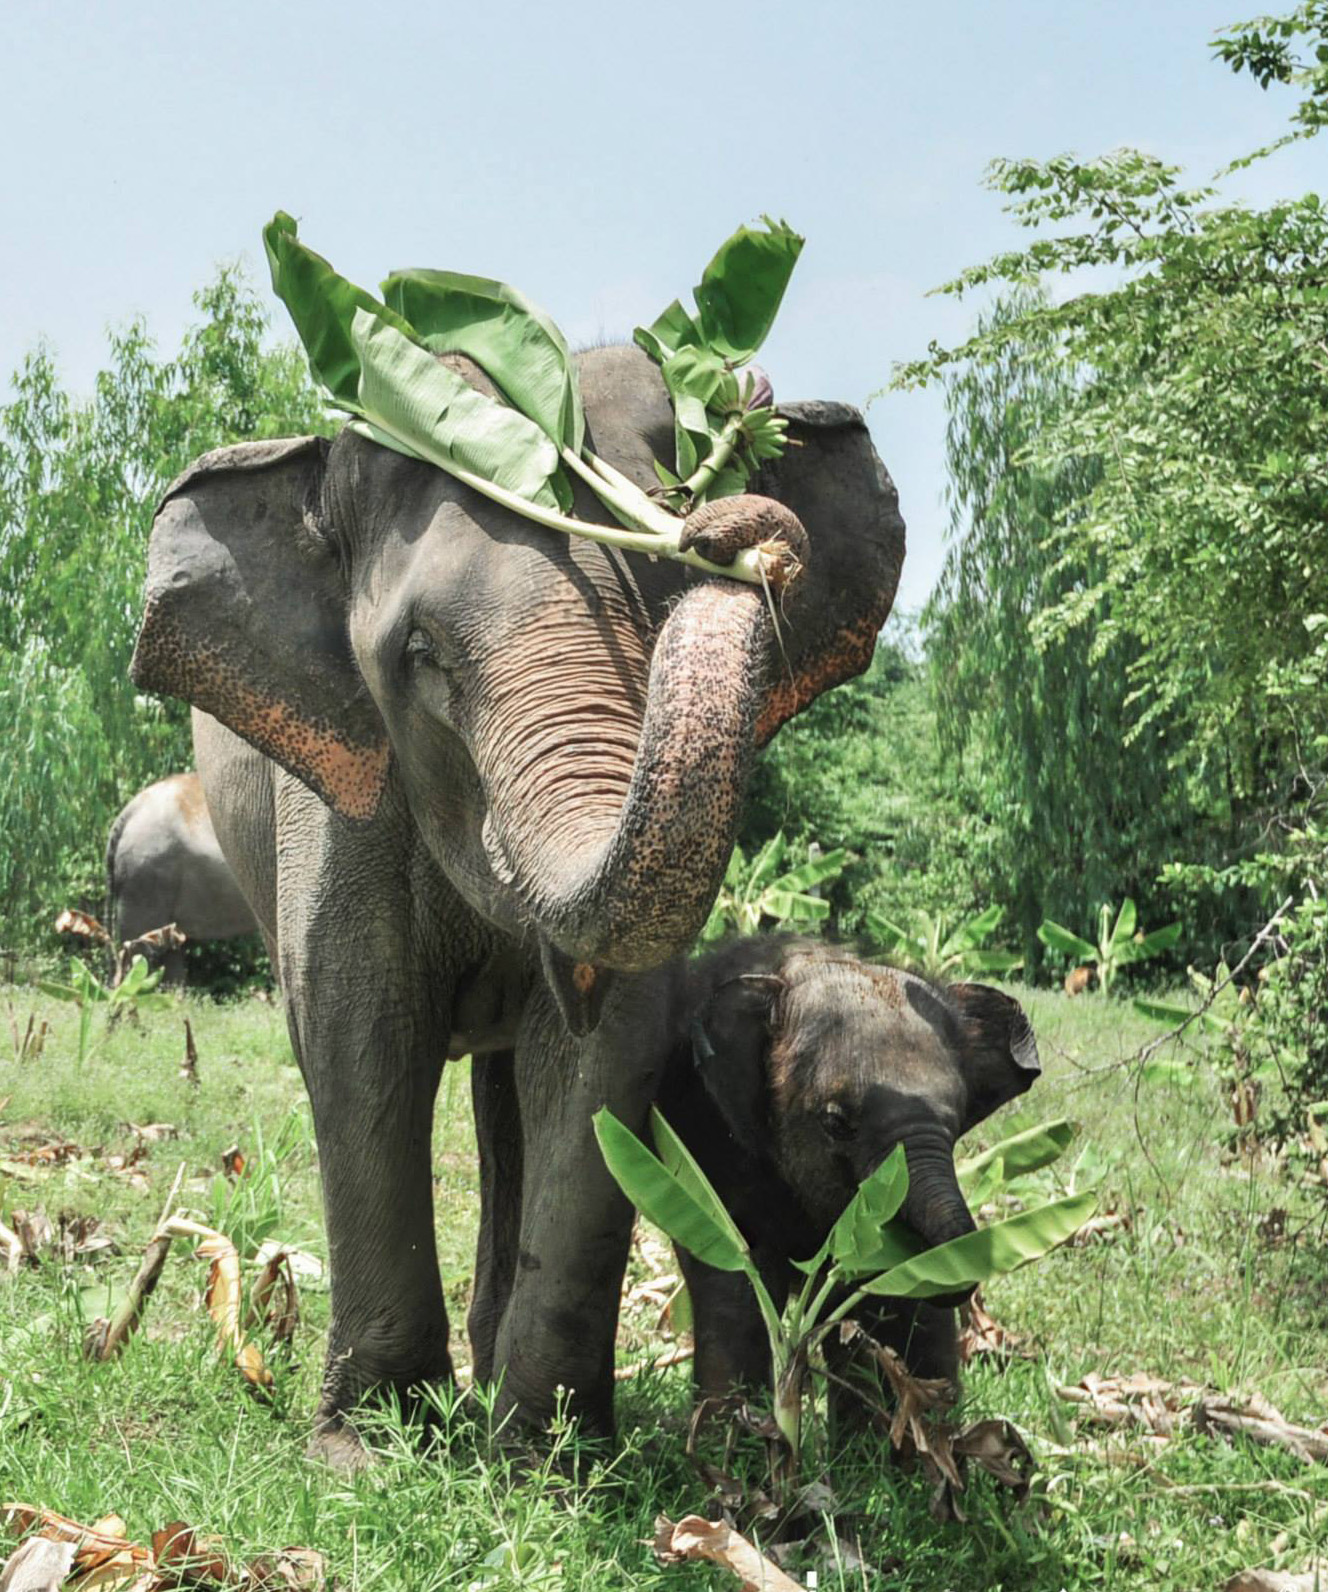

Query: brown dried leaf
958 1289 1031 1367
1227 1571 1325 1591
0 1536 76 1592
151 1523 231 1588
54 910 113 947
9 1210 53 1266
244 1549 326 1591
654 1514 804 1591
158 1218 273 1391
838 1321 960 1484
220 1147 245 1181
246 1252 299 1344
0 1222 23 1275
180 1021 199 1087
1071 1211 1131 1245
128 1124 178 1145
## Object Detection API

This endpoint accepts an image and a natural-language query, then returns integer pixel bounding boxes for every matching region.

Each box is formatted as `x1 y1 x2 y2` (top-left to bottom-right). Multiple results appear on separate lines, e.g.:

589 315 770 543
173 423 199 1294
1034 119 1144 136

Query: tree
898 2 1328 970
0 267 328 944
923 291 1208 971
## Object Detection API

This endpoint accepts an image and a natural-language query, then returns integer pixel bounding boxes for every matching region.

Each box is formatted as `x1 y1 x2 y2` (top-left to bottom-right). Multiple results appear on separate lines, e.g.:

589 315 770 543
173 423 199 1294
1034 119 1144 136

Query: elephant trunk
898 1129 977 1305
475 578 773 973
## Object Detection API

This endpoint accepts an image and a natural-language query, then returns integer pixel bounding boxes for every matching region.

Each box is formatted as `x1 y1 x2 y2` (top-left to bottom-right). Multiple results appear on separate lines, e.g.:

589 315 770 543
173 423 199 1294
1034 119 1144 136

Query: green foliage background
0 270 328 947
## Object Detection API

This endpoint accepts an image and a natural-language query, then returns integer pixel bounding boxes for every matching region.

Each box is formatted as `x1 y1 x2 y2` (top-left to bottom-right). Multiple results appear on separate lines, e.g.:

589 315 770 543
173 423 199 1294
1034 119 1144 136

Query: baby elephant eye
819 1105 855 1142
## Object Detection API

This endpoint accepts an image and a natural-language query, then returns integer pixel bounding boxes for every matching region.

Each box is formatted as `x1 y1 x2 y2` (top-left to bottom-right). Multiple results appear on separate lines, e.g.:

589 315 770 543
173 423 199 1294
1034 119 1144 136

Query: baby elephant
655 936 1041 1399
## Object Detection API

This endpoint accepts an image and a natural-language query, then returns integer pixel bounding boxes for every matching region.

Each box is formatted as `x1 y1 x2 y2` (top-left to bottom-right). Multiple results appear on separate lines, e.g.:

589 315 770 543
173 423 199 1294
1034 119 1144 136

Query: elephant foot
305 1419 373 1473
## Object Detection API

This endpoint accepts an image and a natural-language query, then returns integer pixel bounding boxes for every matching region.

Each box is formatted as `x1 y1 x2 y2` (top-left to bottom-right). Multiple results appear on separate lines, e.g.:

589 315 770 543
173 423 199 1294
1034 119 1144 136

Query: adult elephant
130 343 904 1462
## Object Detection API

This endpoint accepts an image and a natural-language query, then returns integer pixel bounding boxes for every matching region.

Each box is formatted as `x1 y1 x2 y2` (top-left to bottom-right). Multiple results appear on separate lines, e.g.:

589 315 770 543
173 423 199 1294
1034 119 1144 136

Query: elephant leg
161 945 188 987
490 979 664 1436
675 1247 771 1400
271 788 461 1462
468 1049 523 1385
290 999 453 1456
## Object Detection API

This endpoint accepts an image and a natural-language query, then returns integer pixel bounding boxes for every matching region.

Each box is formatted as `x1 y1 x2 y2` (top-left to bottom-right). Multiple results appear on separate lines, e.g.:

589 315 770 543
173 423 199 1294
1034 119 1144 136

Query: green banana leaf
760 891 831 924
952 903 1003 948
350 310 570 512
1110 898 1138 948
863 910 909 952
860 1189 1096 1301
792 1145 910 1276
692 217 806 364
1037 920 1097 961
956 1118 1077 1193
381 269 585 454
594 1107 748 1274
263 212 414 411
776 848 848 894
963 949 1025 974
648 1107 751 1258
1126 922 1183 960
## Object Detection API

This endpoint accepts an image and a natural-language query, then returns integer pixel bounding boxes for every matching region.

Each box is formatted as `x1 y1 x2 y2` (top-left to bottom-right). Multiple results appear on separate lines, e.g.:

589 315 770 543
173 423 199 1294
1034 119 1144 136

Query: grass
2 975 1327 1590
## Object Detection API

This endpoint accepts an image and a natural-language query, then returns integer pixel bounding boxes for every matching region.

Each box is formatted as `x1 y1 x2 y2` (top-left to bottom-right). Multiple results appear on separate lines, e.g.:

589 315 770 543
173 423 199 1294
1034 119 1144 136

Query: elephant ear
752 402 906 745
691 972 783 1156
946 982 1042 1133
130 437 390 820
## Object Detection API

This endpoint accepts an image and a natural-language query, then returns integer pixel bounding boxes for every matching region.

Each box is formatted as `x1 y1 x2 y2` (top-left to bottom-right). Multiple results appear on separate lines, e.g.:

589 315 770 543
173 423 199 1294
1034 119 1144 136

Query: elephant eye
819 1105 854 1142
405 628 441 668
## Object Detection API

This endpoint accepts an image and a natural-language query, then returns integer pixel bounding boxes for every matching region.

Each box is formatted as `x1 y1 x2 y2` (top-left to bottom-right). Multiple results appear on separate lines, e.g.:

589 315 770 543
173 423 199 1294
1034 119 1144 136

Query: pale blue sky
2 0 1318 606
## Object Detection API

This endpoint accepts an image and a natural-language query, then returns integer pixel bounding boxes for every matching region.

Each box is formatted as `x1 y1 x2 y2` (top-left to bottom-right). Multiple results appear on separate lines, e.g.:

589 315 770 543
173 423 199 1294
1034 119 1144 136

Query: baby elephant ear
130 438 390 820
947 982 1042 1133
691 972 783 1156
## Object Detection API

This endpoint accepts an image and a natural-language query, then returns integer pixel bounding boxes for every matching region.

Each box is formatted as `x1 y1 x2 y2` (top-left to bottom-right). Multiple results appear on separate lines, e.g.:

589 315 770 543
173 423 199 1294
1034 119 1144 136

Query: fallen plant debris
835 1324 1035 1521
83 1175 297 1394
179 1021 199 1087
1070 1210 1132 1245
0 1504 325 1591
957 1287 1033 1367
220 1147 245 1180
6 1006 48 1065
1057 1374 1328 1463
1226 1571 1325 1591
613 1345 694 1383
653 1514 803 1592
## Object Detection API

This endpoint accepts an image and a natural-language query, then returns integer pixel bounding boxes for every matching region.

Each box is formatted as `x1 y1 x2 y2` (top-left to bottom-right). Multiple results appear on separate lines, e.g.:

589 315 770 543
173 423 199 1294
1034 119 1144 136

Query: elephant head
688 940 1041 1276
130 348 903 1002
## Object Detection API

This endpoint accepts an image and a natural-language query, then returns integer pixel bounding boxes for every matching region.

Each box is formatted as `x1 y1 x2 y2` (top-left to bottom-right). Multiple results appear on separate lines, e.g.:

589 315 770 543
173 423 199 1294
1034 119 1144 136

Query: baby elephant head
689 942 1040 1271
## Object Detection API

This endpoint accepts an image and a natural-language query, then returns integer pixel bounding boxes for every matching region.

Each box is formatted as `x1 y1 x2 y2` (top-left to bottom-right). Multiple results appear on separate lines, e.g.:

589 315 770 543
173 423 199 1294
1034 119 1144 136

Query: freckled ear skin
129 437 390 820
947 981 1042 1133
752 404 906 745
690 973 783 1155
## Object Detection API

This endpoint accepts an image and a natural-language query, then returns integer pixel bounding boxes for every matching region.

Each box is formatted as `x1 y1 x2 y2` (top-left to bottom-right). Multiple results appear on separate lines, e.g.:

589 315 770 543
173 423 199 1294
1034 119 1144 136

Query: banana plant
1037 899 1181 995
862 905 1023 980
264 213 805 592
39 955 169 1066
595 1107 1092 1494
699 833 847 943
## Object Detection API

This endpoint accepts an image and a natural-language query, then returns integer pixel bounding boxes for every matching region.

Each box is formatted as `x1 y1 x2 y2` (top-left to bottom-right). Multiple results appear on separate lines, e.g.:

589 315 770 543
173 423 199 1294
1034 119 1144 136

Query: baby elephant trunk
900 1133 978 1306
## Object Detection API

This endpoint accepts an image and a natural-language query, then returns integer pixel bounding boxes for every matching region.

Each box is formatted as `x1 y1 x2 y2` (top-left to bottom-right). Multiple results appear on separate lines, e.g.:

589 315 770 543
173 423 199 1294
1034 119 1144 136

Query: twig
614 1345 694 1382
83 1162 187 1359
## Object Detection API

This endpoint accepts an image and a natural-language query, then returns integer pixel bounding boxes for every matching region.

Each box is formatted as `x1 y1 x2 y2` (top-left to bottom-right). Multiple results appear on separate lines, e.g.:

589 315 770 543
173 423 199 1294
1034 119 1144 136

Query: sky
2 0 1319 609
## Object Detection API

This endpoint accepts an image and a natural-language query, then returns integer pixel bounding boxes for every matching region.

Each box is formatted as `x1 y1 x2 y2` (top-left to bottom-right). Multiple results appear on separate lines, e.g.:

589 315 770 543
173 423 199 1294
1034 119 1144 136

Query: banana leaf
963 949 1025 973
1110 898 1138 948
263 212 414 411
1037 920 1097 961
594 1107 748 1274
776 848 848 893
860 1189 1096 1300
760 891 831 923
381 269 585 454
956 1118 1077 1193
638 217 805 366
648 1107 751 1259
350 309 570 512
791 1146 910 1276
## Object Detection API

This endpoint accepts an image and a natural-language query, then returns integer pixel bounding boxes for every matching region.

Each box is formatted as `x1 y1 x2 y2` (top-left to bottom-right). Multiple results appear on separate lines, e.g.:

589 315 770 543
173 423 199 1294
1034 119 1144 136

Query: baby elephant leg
675 1248 771 1400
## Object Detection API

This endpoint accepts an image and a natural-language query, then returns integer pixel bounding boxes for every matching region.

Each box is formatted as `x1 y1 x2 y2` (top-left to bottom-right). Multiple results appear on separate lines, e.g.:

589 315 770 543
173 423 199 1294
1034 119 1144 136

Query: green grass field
2 979 1326 1590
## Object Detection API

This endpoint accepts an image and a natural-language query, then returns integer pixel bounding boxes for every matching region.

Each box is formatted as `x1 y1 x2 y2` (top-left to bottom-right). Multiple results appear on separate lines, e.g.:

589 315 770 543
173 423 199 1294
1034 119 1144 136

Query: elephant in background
106 772 257 984
129 341 904 1459
655 937 1041 1397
